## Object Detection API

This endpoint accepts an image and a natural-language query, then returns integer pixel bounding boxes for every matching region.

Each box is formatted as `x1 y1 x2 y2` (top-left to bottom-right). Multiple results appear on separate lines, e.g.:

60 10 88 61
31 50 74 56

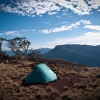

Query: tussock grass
0 58 100 100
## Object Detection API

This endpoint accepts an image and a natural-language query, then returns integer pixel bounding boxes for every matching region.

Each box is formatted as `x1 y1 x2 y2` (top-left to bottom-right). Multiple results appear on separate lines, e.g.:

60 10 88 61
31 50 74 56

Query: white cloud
84 25 100 31
41 29 51 34
57 0 92 15
29 45 53 49
98 9 100 12
5 31 21 36
0 0 61 16
44 31 100 48
48 11 57 15
56 15 61 18
20 30 36 32
41 19 91 34
3 29 36 36
80 20 91 25
0 0 100 17
86 0 100 9
52 25 72 32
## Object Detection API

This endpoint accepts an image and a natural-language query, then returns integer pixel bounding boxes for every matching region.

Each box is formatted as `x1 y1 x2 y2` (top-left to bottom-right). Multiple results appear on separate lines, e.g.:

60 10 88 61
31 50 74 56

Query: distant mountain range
4 48 51 56
35 48 51 54
4 50 15 56
43 44 100 67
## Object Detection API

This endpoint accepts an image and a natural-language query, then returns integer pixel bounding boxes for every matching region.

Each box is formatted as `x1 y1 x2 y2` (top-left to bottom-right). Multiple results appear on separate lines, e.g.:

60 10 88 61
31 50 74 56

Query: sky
0 0 100 49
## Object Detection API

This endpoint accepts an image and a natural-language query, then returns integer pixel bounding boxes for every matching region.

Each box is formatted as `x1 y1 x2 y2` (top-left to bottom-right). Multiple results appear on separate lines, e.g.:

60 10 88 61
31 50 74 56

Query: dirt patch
21 74 81 93
38 74 81 92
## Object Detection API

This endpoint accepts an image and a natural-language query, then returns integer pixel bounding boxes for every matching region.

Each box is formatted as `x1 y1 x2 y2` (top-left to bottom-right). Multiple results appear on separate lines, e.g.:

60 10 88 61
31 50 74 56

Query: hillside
43 44 100 67
0 56 100 100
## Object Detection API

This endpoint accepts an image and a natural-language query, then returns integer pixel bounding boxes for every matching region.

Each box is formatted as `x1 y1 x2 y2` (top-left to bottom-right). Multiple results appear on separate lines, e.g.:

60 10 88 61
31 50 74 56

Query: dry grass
0 58 100 100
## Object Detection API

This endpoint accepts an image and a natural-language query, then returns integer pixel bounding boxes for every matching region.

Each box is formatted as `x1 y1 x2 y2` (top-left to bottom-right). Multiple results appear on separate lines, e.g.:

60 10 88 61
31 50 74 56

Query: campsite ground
0 57 100 100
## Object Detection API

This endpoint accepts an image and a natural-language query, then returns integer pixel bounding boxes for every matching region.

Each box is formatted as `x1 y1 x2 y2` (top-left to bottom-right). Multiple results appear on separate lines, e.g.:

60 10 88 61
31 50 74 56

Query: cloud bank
84 25 100 31
5 31 21 36
41 19 91 34
44 31 100 48
0 0 100 17
0 30 36 36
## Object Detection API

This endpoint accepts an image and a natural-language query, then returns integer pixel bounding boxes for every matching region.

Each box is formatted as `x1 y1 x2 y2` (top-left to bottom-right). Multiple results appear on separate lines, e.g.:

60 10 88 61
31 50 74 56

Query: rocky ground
0 57 100 100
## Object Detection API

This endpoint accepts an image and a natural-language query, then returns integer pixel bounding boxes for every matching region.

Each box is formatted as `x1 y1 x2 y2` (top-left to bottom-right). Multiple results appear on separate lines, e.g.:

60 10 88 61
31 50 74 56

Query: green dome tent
24 63 57 84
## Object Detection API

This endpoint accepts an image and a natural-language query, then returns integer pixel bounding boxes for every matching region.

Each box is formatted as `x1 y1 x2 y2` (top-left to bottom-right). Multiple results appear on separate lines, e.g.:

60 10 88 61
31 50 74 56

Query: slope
43 44 100 67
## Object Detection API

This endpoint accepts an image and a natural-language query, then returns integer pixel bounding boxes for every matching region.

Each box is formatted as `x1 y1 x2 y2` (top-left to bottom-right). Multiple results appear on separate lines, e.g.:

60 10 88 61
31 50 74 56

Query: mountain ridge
43 44 100 67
